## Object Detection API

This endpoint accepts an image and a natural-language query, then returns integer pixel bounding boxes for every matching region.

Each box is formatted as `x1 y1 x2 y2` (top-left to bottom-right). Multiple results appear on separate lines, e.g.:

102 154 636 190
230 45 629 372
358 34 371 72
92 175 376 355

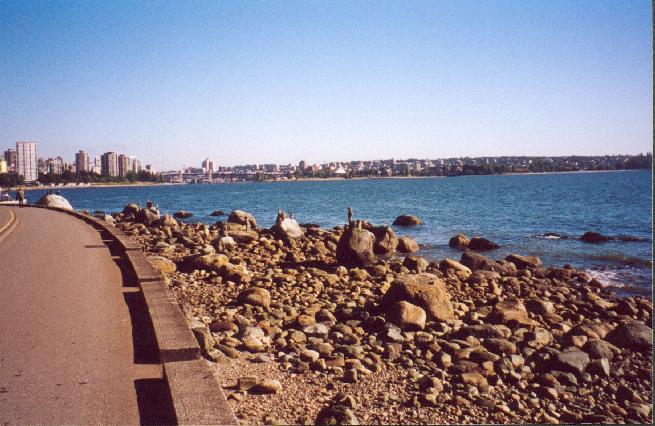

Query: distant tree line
37 170 163 185
0 170 162 188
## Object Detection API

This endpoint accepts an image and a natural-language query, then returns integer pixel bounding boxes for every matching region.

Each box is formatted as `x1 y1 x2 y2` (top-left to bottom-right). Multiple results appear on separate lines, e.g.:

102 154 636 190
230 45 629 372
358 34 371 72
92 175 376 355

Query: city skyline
1 1 651 170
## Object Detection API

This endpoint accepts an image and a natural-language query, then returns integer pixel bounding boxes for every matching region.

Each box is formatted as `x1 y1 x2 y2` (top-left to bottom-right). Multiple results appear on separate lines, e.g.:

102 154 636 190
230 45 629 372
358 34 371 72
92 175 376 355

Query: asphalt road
0 206 170 424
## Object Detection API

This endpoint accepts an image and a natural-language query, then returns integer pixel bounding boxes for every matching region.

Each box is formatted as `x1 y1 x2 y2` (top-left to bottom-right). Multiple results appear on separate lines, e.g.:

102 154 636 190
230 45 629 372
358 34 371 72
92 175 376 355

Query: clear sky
1 0 652 170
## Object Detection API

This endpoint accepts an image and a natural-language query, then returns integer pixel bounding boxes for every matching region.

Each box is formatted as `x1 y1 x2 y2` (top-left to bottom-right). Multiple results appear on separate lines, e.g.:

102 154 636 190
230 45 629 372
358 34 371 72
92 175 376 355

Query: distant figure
16 187 25 208
347 206 353 225
276 209 284 225
146 200 153 209
290 212 295 220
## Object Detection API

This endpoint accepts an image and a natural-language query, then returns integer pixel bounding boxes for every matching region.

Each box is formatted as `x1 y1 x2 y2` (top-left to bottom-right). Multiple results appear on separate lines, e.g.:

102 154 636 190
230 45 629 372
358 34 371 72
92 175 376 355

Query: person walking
16 187 25 207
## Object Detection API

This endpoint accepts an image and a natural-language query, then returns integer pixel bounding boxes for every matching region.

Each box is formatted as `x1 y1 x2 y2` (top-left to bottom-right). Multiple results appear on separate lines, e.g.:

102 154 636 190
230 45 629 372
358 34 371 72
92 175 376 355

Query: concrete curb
23 205 239 425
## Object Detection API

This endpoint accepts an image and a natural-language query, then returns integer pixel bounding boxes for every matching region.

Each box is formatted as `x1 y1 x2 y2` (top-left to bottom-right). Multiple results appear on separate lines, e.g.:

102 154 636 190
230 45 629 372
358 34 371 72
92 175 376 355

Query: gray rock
35 194 73 210
605 321 653 352
551 348 590 375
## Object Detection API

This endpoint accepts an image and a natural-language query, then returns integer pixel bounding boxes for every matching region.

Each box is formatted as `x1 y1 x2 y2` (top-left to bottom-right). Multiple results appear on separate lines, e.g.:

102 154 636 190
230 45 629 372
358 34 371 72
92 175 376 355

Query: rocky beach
110 203 652 425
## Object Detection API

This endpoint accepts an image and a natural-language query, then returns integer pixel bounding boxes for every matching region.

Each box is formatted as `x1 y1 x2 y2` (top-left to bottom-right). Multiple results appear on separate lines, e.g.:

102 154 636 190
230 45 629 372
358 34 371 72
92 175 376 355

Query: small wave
586 269 652 297
584 253 652 268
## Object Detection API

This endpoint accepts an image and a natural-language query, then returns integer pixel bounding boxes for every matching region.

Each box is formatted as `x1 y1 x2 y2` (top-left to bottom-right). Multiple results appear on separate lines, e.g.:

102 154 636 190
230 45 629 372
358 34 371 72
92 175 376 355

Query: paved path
0 207 169 424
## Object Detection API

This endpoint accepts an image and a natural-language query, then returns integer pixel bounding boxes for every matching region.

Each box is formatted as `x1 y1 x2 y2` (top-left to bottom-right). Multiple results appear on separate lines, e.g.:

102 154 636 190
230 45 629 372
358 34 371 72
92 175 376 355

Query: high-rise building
118 154 130 177
101 152 119 177
16 141 38 182
3 149 17 172
299 160 307 170
46 157 64 175
0 158 7 174
202 158 215 172
145 164 156 174
75 150 90 173
130 157 141 173
92 156 101 175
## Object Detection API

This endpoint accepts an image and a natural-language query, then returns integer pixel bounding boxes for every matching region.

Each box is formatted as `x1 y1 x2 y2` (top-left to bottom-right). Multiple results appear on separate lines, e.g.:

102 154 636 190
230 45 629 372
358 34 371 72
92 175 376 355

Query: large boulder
369 226 398 254
174 210 193 219
393 214 422 226
336 227 376 266
490 299 537 327
506 254 542 269
439 258 472 275
35 194 73 210
449 234 470 250
228 230 259 244
380 273 455 321
467 237 499 251
238 287 271 308
605 322 653 352
184 253 230 273
580 231 610 243
210 210 225 217
460 251 509 274
122 203 140 215
148 256 177 274
550 348 590 376
397 236 419 253
135 207 161 226
273 218 304 242
228 210 257 229
158 214 178 227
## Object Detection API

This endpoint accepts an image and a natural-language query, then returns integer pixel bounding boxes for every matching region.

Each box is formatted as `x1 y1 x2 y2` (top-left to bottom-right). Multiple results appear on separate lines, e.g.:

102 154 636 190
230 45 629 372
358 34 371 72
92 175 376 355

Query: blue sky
1 0 651 169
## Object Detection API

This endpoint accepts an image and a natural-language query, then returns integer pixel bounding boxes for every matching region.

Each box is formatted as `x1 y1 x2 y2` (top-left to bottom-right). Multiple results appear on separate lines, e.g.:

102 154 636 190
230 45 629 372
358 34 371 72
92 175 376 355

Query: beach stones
550 348 590 375
387 301 426 330
210 210 225 216
439 258 471 275
238 287 271 308
336 227 376 266
315 405 360 425
393 214 422 226
403 255 428 273
397 236 419 253
148 256 176 274
380 273 454 321
490 300 535 326
185 253 229 272
467 237 499 251
228 230 259 244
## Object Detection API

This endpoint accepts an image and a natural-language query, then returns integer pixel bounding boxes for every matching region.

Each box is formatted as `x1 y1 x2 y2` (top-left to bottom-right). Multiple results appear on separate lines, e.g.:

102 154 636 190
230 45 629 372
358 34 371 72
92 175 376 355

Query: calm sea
26 170 653 297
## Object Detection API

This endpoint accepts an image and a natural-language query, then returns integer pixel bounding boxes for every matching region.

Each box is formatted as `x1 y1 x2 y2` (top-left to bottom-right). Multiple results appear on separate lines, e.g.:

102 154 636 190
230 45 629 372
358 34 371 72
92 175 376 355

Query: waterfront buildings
3 149 17 172
201 158 215 172
75 150 90 173
101 152 119 177
0 158 6 174
16 141 38 182
118 154 130 177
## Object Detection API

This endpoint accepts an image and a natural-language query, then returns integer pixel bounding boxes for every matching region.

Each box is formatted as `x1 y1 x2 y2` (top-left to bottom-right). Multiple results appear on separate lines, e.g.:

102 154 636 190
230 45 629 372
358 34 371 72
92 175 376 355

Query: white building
16 141 38 182
202 158 215 172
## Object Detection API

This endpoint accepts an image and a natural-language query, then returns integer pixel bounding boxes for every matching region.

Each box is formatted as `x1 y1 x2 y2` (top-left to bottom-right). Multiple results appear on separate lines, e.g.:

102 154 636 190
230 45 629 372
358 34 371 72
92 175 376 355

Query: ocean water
26 170 653 297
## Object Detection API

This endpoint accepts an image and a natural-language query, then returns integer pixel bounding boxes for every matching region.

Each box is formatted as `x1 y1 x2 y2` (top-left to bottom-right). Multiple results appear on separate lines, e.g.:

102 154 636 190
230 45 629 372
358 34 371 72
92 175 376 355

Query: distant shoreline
3 168 648 193
9 182 183 192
